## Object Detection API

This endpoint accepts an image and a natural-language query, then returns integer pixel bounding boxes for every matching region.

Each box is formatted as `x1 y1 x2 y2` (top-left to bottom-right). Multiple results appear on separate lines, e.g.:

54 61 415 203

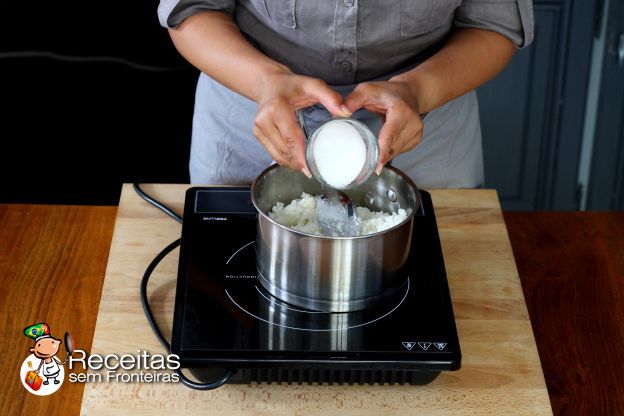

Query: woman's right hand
253 68 350 176
168 12 348 176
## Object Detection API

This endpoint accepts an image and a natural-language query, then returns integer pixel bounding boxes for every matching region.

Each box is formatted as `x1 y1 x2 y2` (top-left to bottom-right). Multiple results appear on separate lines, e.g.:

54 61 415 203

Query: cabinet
478 0 597 209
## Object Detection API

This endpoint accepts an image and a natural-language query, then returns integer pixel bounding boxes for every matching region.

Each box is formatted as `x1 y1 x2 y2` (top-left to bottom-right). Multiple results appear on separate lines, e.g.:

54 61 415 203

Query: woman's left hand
344 80 424 174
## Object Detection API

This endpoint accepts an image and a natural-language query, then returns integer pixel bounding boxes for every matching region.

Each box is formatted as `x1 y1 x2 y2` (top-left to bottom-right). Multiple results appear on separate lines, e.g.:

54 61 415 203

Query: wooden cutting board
80 184 552 415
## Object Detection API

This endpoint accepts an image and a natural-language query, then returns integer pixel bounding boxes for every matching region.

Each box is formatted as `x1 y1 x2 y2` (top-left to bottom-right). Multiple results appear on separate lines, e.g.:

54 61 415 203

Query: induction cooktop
171 187 461 385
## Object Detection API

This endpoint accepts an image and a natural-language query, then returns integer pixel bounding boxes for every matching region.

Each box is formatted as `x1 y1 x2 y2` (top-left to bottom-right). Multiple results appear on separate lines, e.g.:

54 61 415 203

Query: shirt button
339 60 353 73
344 0 354 7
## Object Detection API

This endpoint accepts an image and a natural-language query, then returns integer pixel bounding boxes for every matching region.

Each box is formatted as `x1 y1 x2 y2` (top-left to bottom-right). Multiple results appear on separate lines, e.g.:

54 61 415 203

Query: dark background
1 0 622 209
0 1 198 204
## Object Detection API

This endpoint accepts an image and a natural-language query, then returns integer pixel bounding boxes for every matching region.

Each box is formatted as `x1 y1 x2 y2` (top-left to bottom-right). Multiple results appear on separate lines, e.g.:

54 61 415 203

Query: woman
158 0 533 187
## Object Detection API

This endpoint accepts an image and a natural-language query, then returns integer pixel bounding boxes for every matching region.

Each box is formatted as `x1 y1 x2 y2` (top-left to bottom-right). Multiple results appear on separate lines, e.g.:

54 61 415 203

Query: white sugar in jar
305 118 379 189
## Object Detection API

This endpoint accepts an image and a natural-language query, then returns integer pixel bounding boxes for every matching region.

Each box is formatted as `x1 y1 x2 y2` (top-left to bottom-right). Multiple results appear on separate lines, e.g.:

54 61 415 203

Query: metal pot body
251 165 420 312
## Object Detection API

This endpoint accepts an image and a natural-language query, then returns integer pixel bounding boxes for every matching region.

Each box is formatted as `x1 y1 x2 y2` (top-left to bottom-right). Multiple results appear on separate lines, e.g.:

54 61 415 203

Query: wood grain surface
77 185 552 415
3 197 622 415
0 204 117 416
504 212 624 415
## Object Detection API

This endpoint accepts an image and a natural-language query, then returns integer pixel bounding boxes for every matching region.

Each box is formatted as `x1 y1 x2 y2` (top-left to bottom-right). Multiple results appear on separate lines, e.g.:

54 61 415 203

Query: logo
20 323 74 396
20 321 180 394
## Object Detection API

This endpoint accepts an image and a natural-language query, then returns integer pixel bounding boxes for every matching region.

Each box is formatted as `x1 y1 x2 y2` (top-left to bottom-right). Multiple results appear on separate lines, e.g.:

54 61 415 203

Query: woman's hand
254 68 349 176
344 80 424 174
170 9 515 178
168 12 350 176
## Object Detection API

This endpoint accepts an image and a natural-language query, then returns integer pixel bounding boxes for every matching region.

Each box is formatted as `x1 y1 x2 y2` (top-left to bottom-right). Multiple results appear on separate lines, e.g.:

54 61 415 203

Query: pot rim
251 164 421 240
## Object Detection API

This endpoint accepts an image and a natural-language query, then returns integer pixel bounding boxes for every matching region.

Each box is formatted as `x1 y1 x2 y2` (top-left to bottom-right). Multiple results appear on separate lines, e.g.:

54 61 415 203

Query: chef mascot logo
19 323 73 396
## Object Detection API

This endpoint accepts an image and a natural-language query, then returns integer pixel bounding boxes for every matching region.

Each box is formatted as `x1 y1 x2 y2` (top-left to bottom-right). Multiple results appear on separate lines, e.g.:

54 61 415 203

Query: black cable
0 51 190 72
139 238 233 390
134 184 233 390
133 182 183 224
139 239 180 352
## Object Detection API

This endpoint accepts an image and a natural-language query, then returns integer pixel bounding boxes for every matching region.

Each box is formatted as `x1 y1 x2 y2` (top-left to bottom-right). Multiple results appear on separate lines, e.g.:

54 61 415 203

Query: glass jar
305 117 380 189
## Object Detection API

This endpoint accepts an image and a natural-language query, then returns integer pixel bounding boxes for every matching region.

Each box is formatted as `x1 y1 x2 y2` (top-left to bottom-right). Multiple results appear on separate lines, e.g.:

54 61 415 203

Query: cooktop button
401 341 416 350
433 342 447 351
418 341 432 351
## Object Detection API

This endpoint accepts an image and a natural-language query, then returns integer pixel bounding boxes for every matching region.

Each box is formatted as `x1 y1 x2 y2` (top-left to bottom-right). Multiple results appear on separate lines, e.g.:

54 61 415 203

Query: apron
189 70 484 188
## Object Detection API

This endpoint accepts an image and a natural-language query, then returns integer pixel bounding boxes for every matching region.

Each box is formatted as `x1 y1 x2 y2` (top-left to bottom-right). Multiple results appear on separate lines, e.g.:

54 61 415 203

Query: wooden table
504 212 624 414
81 185 551 415
2 186 622 414
0 204 117 416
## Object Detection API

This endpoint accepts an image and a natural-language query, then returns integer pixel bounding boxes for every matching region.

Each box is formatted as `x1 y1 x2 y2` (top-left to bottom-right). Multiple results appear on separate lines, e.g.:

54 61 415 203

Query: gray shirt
157 0 533 189
158 0 533 85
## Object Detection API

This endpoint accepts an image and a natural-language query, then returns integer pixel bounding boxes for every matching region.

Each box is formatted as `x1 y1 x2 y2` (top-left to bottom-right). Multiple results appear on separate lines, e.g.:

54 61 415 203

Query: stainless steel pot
251 164 420 312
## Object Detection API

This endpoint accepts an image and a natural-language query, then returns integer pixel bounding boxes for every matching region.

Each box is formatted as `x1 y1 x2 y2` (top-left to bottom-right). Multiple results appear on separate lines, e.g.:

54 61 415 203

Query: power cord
133 182 183 224
134 181 233 390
